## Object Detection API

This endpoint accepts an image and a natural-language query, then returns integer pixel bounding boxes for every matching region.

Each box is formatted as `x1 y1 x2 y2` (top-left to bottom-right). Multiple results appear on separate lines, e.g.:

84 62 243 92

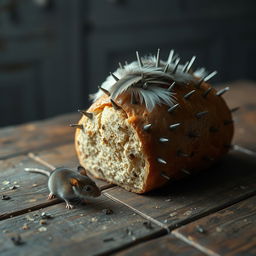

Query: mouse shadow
144 150 256 199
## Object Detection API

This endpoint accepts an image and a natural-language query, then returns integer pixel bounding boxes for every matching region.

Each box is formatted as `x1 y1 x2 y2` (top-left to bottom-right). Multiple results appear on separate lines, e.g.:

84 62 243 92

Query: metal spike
224 120 234 125
143 124 152 131
164 63 169 73
167 82 176 91
157 158 167 164
131 93 137 104
119 62 123 69
216 87 230 97
181 169 191 175
184 90 196 100
230 107 240 113
204 71 218 82
177 150 190 157
168 103 179 113
78 110 93 119
98 86 110 96
209 126 219 133
169 123 181 130
156 48 160 67
70 124 83 129
161 172 171 180
172 58 180 74
110 99 120 110
186 56 196 72
136 51 143 68
188 131 199 138
167 49 174 64
182 61 189 72
196 111 208 119
110 72 119 81
202 87 212 98
159 137 169 143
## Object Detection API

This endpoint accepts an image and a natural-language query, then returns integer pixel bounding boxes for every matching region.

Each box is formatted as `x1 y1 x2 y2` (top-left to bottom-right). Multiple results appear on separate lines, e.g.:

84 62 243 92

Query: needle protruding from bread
78 110 93 120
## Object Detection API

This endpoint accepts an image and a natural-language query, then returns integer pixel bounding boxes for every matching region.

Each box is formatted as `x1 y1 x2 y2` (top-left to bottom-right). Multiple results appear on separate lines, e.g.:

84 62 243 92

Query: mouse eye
84 186 92 192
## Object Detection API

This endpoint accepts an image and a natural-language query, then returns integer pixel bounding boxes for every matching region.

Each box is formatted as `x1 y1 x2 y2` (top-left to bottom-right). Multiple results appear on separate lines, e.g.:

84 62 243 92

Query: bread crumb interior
77 107 146 191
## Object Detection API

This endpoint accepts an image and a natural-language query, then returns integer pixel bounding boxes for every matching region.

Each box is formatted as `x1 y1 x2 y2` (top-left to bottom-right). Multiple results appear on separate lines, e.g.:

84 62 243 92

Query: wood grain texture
222 81 256 151
114 235 206 256
104 150 256 230
173 196 256 256
0 113 79 160
0 195 164 256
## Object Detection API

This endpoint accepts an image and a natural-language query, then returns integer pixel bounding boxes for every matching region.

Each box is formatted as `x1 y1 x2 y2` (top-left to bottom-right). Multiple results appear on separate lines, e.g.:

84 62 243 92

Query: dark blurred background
0 0 256 127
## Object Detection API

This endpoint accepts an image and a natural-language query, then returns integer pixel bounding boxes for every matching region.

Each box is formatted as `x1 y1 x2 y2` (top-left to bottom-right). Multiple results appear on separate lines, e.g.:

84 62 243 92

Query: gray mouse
25 166 101 209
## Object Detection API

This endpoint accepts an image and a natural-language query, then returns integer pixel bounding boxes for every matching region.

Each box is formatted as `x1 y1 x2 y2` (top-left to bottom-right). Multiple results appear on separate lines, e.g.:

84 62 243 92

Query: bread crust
75 82 233 193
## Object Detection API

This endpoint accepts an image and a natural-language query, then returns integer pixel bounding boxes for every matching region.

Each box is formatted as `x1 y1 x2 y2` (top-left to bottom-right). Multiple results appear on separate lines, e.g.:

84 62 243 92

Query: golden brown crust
75 82 234 193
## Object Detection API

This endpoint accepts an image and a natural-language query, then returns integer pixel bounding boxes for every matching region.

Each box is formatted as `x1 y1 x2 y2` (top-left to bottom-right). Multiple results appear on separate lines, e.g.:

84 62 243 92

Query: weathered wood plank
0 112 79 160
173 195 256 256
115 235 206 256
27 143 111 189
0 196 164 256
223 81 256 151
104 150 256 230
0 152 109 220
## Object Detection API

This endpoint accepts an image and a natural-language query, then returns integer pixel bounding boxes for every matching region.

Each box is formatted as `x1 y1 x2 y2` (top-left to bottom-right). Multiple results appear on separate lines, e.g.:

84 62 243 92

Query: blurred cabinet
0 0 256 127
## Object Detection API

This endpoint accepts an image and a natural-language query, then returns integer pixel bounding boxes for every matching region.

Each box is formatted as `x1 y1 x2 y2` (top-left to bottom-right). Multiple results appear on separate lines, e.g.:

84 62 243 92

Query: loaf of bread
73 50 234 193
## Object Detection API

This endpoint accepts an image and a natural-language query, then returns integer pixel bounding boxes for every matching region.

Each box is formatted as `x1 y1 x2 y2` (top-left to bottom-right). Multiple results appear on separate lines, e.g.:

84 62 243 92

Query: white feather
90 51 216 112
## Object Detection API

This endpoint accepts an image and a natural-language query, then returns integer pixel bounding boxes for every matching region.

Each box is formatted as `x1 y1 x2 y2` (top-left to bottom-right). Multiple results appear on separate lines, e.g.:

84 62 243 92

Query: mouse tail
24 168 51 177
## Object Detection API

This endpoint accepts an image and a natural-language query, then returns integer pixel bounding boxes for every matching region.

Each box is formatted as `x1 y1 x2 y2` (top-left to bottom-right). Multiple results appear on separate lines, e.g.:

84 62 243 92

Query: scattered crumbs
10 185 20 190
102 225 107 230
196 225 206 234
143 221 153 230
103 237 114 242
32 184 38 187
2 181 10 185
11 235 25 246
102 208 113 215
38 227 47 232
22 223 30 230
40 220 47 225
126 228 133 236
91 217 97 222
41 212 53 219
216 227 222 232
170 212 178 217
25 215 35 222
28 198 37 203
165 198 172 202
2 195 11 200
183 210 192 216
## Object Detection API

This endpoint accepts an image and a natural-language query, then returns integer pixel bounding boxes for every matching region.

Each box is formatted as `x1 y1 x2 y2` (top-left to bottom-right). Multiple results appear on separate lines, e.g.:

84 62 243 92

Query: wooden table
0 81 256 256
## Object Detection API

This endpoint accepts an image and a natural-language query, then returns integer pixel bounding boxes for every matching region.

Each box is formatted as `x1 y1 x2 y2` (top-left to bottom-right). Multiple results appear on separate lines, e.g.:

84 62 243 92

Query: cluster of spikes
71 49 239 182
90 49 219 112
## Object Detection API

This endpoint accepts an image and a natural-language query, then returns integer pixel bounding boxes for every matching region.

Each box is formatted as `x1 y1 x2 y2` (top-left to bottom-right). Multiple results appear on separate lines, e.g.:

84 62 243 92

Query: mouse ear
77 166 87 176
70 178 79 186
